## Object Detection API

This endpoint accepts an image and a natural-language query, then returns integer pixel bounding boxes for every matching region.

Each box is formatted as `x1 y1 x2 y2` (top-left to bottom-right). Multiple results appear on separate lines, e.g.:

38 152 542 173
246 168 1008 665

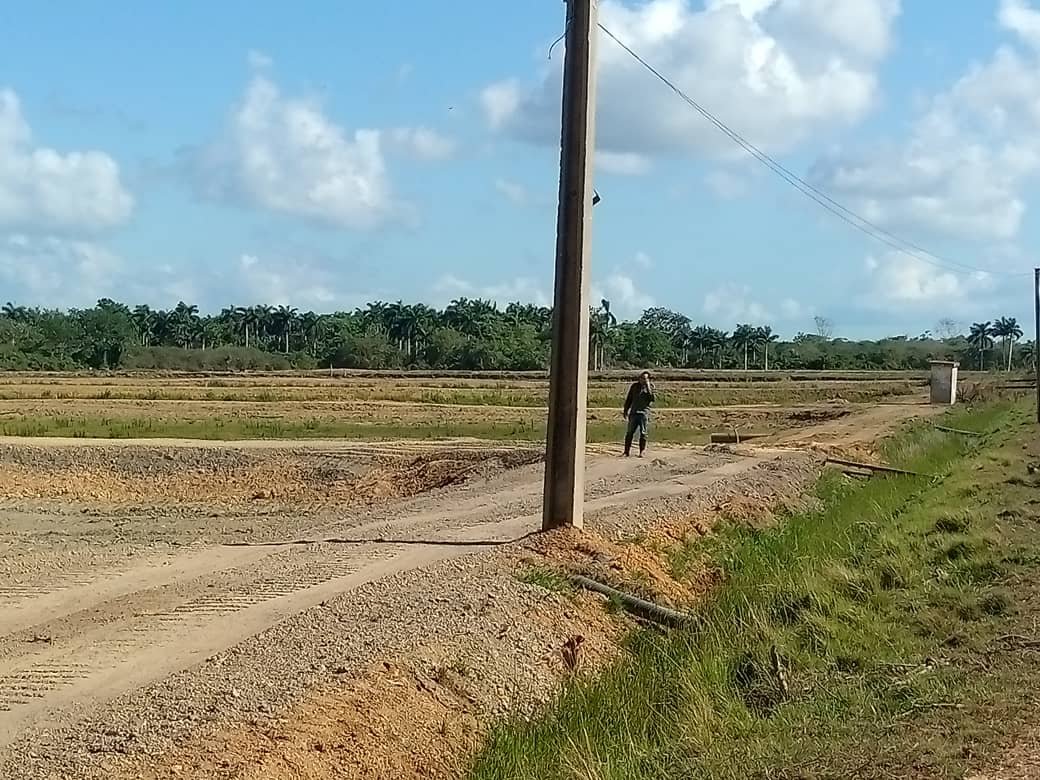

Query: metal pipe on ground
569 574 695 628
824 457 935 479
709 432 768 444
933 425 984 437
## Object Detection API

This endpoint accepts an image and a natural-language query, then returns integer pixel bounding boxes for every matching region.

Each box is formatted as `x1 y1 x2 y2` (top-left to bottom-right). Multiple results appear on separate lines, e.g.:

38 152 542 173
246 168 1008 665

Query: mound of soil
787 406 852 423
0 445 543 509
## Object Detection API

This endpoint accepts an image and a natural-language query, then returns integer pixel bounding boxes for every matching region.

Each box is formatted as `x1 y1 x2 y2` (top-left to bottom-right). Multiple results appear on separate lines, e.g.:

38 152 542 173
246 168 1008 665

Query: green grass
518 567 575 594
468 403 1028 780
0 414 712 443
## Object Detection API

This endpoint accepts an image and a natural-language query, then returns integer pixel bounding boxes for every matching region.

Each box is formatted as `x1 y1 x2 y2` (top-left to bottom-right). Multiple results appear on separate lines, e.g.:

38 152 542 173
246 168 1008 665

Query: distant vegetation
0 298 1030 373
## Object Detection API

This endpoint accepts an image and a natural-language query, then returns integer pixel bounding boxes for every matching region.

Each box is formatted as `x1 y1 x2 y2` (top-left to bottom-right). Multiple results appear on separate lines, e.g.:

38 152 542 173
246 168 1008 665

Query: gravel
0 443 818 780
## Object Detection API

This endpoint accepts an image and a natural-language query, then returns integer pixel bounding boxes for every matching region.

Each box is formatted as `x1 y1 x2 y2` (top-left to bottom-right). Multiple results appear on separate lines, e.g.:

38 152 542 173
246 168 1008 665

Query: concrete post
929 361 959 405
542 0 599 531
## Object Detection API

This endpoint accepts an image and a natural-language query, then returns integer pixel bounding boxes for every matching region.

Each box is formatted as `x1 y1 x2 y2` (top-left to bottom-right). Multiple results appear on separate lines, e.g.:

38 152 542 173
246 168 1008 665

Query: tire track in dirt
2 406 917 763
0 546 272 638
0 398 946 780
0 541 486 747
0 448 757 749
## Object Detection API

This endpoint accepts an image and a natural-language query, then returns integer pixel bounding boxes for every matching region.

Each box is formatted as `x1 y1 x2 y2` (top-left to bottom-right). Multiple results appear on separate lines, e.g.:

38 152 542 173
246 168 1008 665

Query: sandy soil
0 399 936 779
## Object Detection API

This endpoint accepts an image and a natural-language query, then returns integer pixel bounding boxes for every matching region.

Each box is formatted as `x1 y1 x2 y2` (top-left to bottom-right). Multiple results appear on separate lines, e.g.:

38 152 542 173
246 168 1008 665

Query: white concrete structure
929 360 959 405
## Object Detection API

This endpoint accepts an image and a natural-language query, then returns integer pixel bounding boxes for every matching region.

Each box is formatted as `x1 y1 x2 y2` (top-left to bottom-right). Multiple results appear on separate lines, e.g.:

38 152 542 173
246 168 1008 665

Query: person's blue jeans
624 411 649 455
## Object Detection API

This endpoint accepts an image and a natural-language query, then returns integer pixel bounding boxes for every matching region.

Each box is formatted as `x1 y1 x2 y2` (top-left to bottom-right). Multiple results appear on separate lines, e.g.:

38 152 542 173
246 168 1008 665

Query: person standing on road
623 371 655 457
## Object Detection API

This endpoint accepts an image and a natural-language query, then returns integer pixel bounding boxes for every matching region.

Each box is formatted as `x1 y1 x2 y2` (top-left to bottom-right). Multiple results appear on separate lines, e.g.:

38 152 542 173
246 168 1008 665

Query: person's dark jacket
623 382 655 417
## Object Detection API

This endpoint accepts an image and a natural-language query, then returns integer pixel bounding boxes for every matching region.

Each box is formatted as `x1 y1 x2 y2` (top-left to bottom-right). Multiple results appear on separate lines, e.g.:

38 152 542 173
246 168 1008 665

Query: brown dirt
116 662 480 780
0 394 941 780
767 399 943 454
0 445 541 508
969 730 1040 780
529 527 697 606
101 592 622 780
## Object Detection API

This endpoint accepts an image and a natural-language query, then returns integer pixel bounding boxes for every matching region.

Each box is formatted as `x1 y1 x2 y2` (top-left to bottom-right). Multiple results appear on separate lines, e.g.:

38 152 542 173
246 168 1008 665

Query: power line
597 23 1030 279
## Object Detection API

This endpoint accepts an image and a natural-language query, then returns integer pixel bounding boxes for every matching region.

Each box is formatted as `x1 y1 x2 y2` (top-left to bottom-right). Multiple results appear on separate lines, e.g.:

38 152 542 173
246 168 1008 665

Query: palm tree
445 297 498 339
190 318 208 350
271 305 299 353
254 305 275 348
673 320 693 366
991 318 1010 370
299 311 324 355
706 328 727 369
2 302 28 322
1020 341 1036 375
131 305 153 346
993 316 1023 371
968 322 994 370
731 324 756 371
686 325 709 368
589 299 617 371
96 298 130 315
757 325 779 370
384 301 417 356
411 303 436 357
150 309 173 346
168 302 199 348
1006 318 1023 371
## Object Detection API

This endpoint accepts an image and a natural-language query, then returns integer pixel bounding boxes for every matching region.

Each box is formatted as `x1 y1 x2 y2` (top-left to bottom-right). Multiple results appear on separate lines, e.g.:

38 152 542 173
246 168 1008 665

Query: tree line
0 298 1031 373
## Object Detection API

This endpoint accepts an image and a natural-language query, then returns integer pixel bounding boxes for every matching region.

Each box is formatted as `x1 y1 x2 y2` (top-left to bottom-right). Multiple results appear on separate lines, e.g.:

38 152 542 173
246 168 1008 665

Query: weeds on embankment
470 403 1040 779
0 414 711 444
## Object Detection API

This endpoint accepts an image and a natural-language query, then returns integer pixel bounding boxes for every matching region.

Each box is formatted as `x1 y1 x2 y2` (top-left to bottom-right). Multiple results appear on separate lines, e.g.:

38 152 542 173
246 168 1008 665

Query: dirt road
0 401 934 778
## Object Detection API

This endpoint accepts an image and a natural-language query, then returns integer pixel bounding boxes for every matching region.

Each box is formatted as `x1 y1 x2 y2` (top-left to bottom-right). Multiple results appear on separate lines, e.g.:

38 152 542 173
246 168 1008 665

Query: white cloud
193 73 400 229
633 251 653 269
388 126 456 161
0 239 378 312
598 150 652 175
482 0 899 161
780 297 807 318
0 234 195 309
494 178 529 206
702 284 771 322
702 283 809 324
0 235 119 306
0 88 134 232
861 251 994 309
432 269 652 318
433 274 551 307
593 271 655 317
809 1 1040 244
999 0 1040 49
761 0 901 60
480 81 521 131
233 252 356 309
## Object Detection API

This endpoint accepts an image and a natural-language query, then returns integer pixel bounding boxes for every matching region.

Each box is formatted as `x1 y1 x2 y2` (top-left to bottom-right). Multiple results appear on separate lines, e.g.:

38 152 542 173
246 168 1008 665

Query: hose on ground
569 574 695 628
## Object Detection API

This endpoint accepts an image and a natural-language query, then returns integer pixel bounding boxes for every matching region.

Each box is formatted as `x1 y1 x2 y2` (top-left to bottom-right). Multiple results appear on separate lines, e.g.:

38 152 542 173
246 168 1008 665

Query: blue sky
1 0 1039 338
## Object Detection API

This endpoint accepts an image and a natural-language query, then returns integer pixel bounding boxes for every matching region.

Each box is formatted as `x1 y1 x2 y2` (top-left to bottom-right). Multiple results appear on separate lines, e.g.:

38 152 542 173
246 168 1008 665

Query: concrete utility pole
1034 268 1039 424
542 0 599 531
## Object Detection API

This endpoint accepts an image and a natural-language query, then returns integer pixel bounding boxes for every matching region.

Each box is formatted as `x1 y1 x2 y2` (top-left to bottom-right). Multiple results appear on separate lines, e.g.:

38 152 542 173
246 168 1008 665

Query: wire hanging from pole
596 23 1030 279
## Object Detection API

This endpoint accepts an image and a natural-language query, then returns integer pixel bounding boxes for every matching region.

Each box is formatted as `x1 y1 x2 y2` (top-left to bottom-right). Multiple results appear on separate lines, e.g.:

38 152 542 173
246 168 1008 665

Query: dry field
0 371 943 779
0 371 926 442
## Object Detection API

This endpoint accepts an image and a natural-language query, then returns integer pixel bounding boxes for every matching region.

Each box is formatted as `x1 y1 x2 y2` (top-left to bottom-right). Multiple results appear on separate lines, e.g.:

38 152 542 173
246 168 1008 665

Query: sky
1 0 1039 339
